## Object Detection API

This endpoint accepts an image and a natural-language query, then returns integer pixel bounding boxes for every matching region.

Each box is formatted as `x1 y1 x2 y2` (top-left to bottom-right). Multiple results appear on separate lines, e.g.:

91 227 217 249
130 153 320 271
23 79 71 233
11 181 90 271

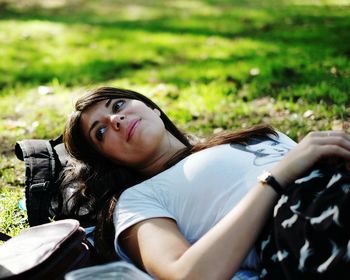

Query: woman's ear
153 108 161 117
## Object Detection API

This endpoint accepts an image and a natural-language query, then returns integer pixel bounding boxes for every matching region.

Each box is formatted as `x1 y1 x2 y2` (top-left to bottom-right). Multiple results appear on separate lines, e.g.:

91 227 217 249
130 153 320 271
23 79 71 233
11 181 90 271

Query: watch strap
258 171 284 196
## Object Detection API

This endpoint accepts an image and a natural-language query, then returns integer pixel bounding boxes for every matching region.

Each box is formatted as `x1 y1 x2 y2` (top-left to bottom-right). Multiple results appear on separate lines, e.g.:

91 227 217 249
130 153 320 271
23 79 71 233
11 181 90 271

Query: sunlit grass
287 0 350 5
0 186 28 238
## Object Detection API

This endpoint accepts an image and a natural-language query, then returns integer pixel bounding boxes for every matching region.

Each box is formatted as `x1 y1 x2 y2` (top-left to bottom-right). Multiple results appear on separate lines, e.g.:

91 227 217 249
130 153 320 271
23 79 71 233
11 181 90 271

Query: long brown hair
63 86 276 261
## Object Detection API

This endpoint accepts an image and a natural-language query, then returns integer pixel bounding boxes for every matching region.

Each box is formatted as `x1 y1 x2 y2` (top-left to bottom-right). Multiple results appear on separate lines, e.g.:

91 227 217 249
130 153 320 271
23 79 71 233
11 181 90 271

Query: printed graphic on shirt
230 136 291 166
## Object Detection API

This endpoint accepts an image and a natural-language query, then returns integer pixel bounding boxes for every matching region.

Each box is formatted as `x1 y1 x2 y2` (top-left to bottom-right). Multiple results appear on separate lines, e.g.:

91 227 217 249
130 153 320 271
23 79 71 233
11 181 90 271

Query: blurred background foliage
0 0 349 235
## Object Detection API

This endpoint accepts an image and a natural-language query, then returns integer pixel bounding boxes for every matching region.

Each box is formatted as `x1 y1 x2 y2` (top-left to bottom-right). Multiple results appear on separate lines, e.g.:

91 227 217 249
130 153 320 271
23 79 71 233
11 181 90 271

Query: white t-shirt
113 132 296 269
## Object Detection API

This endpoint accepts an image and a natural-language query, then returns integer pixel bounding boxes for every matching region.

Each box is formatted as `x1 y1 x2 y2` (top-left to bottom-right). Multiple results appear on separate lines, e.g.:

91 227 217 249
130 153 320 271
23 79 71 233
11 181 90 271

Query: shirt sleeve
113 182 176 262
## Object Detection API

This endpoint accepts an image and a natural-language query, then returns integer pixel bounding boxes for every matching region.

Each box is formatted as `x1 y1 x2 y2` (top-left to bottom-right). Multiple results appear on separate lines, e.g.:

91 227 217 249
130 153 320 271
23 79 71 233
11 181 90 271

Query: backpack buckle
30 181 50 192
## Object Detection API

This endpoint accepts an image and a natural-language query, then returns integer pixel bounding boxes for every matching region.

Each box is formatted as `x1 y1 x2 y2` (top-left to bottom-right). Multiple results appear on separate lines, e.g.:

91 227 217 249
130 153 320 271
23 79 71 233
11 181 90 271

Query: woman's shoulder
119 179 154 200
274 131 297 146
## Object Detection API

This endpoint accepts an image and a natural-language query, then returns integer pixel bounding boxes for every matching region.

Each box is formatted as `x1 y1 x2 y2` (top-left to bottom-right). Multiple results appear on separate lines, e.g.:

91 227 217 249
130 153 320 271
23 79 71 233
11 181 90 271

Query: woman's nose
110 114 125 131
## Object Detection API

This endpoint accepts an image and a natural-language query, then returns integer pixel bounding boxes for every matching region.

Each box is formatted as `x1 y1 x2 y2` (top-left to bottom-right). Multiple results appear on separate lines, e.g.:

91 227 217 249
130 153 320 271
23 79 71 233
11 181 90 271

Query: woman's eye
113 100 125 112
96 127 107 141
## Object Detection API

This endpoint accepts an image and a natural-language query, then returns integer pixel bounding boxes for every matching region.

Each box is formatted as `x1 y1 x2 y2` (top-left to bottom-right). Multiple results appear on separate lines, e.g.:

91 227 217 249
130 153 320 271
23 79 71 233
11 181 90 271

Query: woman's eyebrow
88 99 113 138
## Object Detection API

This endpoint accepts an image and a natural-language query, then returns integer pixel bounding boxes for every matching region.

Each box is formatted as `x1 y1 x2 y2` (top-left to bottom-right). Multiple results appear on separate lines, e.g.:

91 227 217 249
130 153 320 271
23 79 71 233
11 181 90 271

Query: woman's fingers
308 136 350 152
307 130 350 141
303 131 350 162
318 145 350 161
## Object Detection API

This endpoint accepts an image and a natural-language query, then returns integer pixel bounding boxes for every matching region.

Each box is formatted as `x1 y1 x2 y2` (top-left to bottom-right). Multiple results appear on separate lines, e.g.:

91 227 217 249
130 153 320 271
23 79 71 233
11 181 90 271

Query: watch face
258 171 271 183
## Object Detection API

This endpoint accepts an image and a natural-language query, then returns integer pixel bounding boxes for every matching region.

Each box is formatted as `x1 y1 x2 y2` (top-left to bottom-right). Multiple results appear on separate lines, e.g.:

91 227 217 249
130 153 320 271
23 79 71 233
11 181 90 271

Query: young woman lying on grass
63 87 350 280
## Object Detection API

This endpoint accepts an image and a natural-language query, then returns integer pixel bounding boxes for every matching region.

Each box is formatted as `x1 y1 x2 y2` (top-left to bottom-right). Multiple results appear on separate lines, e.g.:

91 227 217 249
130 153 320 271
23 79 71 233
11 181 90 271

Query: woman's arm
121 184 276 280
120 131 350 280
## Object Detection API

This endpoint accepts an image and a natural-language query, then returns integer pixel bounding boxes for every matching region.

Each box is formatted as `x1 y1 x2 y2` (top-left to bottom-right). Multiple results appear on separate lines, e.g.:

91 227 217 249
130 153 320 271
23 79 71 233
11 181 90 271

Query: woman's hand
271 131 350 188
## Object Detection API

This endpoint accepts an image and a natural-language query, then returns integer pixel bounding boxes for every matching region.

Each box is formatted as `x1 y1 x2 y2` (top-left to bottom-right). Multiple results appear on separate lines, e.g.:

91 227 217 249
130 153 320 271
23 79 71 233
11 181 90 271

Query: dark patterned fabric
259 165 350 280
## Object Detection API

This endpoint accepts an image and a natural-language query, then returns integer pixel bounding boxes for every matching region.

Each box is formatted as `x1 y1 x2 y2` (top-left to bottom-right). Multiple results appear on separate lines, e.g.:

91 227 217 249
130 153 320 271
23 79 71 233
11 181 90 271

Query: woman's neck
138 133 187 177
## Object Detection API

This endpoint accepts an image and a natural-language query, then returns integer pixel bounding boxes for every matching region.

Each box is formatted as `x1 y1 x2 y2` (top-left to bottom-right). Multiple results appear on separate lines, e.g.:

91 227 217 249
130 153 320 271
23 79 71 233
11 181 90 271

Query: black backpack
14 136 72 226
0 137 102 279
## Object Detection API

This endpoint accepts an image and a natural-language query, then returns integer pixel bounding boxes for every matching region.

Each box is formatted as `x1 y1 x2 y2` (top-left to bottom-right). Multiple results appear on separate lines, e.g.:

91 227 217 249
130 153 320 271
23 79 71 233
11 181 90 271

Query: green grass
0 0 349 236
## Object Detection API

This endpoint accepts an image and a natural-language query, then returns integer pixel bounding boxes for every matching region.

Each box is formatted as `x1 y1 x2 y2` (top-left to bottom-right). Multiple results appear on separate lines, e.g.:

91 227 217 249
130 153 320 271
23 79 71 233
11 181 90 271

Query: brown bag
0 219 95 280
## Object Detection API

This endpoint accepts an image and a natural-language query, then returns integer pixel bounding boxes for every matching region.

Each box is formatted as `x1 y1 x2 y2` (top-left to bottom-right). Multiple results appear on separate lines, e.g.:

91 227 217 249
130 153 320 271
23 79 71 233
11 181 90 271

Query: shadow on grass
3 3 350 44
0 59 159 90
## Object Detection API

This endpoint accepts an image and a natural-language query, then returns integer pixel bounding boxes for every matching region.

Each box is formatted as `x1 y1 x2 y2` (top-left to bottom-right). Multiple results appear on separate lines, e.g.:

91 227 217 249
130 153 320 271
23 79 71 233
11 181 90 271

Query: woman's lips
127 119 141 142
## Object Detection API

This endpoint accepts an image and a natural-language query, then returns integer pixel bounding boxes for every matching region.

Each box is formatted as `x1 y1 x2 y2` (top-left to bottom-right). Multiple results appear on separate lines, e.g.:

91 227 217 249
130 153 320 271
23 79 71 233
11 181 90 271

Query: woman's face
80 98 167 168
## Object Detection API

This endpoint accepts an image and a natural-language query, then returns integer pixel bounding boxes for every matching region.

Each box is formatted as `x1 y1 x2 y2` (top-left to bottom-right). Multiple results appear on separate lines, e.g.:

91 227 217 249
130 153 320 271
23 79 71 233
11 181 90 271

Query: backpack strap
15 137 64 226
51 135 68 168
